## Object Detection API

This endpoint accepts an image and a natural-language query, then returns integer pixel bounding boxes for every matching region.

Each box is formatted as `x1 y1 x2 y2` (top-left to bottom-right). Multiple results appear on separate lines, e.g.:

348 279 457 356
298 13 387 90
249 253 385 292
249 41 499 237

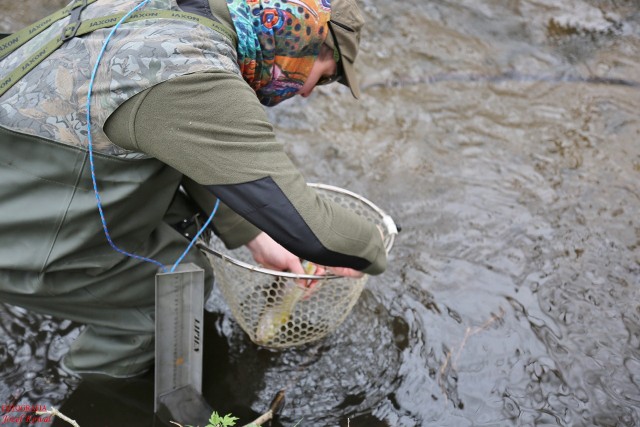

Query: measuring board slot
154 263 207 418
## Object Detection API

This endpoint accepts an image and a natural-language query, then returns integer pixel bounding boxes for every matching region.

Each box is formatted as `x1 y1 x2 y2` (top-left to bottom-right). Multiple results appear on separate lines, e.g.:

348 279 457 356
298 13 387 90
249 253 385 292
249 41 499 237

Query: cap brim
339 58 361 99
326 21 361 99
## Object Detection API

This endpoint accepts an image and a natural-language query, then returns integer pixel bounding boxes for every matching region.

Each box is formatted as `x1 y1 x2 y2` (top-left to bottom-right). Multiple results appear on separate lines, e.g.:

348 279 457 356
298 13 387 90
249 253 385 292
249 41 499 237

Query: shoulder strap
0 0 98 60
0 9 237 98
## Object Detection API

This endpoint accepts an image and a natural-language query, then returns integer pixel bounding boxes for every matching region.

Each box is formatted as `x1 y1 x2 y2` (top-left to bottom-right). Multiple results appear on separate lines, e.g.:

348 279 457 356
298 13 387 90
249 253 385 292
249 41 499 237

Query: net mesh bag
201 183 397 349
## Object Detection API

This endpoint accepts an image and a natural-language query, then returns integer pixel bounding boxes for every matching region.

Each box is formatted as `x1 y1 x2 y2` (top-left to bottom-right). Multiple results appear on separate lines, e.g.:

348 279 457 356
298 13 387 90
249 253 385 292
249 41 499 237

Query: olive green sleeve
104 71 386 274
103 78 262 249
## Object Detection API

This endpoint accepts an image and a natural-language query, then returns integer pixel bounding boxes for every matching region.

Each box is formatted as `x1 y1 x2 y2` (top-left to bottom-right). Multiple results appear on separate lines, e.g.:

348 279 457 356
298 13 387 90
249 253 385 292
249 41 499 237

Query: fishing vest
0 0 239 273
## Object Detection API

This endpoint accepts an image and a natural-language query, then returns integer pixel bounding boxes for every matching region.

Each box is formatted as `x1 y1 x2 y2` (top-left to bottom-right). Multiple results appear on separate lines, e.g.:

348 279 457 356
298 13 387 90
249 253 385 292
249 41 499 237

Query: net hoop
200 183 397 348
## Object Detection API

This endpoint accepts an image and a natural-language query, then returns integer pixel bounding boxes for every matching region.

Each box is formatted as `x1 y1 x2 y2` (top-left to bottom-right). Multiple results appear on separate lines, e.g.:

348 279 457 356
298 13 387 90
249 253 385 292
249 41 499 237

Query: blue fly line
86 0 220 274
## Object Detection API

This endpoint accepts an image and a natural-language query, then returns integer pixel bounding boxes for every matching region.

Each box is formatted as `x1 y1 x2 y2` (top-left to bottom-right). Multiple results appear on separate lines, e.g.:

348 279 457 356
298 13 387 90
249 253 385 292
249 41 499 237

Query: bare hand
245 232 306 275
325 266 364 278
244 233 364 279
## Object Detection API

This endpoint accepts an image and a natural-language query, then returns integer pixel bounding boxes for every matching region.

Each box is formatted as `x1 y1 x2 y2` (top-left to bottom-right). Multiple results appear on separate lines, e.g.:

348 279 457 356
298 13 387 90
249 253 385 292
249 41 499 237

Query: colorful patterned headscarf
226 0 331 106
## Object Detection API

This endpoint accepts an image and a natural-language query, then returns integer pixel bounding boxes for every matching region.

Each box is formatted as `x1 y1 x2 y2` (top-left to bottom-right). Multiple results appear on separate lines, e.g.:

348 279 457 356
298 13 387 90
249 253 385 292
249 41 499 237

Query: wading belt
0 0 237 98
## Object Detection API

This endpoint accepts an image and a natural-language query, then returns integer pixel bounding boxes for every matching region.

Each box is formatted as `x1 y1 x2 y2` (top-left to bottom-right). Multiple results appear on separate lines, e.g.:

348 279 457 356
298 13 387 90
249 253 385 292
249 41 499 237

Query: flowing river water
1 1 639 426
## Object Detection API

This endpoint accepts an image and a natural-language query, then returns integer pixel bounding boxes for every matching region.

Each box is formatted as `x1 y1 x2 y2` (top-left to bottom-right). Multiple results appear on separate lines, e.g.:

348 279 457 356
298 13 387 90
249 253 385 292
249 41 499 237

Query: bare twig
243 410 274 426
36 407 80 427
243 389 286 427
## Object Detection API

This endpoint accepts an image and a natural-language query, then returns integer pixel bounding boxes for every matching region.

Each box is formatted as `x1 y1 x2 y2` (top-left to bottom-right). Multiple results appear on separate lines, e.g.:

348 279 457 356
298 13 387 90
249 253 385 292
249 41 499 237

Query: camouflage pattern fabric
0 0 240 156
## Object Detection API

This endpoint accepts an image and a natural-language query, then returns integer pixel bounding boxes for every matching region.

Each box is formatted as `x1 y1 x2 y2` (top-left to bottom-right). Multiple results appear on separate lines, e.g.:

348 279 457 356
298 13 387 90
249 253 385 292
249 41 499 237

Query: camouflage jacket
0 0 240 157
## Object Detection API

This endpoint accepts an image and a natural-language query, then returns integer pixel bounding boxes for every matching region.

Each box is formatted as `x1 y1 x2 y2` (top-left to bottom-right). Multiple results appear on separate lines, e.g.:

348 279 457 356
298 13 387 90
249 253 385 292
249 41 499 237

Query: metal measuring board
154 263 211 423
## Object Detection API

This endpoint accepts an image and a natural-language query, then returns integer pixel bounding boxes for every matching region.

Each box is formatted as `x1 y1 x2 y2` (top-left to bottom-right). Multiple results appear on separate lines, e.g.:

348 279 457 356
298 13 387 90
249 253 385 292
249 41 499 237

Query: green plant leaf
208 411 238 427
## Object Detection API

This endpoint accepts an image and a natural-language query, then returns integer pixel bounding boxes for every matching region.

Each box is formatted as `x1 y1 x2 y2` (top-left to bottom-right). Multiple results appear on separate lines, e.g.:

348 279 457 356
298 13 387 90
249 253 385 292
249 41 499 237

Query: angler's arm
105 71 386 274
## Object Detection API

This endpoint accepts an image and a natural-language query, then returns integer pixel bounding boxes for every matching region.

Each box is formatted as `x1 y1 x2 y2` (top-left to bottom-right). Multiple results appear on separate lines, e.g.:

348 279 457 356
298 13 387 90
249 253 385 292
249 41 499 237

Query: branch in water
36 407 80 427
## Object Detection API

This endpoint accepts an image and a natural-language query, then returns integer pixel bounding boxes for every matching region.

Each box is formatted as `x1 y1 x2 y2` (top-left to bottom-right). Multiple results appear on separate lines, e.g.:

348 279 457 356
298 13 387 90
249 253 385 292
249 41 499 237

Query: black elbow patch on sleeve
205 177 371 270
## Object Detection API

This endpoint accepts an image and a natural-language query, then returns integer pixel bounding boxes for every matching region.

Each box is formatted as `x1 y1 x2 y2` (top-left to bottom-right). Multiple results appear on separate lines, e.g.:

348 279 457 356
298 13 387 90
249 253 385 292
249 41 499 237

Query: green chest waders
0 2 234 420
